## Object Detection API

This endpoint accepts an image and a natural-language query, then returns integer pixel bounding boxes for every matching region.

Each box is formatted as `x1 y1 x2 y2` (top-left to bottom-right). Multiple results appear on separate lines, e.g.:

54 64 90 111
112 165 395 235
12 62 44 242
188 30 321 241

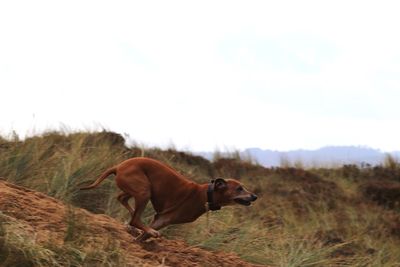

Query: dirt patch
0 180 264 267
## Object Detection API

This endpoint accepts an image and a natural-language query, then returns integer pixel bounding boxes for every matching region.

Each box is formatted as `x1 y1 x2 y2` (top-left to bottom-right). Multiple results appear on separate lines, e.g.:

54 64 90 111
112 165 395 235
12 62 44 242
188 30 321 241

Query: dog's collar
206 179 221 211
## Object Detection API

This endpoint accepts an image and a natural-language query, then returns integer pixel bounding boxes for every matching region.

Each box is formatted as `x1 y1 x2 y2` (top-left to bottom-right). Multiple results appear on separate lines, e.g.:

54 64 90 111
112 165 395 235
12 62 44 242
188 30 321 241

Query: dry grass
0 210 130 267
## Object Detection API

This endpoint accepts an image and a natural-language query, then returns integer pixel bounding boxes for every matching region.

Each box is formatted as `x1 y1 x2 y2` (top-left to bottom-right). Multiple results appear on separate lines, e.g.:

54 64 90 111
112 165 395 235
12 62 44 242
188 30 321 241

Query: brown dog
80 157 257 241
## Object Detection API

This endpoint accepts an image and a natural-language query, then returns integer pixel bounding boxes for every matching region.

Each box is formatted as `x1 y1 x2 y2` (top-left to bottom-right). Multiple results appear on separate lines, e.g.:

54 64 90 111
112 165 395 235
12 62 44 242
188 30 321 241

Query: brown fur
81 157 257 241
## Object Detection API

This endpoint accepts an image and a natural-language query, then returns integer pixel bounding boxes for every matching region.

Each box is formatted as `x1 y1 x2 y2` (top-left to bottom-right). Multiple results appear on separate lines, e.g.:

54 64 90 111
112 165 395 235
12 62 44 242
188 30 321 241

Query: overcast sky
1 1 400 152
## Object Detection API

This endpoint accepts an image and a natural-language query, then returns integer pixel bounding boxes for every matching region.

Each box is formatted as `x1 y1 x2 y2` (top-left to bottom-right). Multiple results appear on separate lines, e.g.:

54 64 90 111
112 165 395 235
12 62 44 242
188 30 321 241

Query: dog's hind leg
115 171 160 240
117 192 134 214
136 213 170 242
117 192 140 236
130 193 161 240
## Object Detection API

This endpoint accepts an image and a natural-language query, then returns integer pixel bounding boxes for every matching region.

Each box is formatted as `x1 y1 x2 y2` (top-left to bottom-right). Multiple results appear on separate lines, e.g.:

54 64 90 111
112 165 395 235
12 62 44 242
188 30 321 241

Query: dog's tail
80 167 117 190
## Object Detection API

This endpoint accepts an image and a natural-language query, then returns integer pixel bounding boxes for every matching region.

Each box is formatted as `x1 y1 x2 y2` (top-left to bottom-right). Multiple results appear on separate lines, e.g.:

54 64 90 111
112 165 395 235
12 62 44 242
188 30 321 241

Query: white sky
1 1 400 152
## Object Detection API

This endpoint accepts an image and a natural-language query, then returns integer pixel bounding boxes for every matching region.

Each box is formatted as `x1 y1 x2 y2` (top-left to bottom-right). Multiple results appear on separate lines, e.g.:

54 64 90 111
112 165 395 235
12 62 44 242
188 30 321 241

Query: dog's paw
125 224 141 236
136 229 160 242
148 229 161 238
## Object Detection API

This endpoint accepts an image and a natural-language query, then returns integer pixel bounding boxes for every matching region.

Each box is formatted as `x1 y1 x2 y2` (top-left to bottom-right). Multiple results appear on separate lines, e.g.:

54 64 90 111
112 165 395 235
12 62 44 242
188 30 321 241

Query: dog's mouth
234 198 252 206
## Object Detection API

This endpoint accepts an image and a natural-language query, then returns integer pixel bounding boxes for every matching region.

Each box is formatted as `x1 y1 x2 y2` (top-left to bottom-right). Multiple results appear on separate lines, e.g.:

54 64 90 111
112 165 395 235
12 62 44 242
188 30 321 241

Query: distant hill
198 146 400 167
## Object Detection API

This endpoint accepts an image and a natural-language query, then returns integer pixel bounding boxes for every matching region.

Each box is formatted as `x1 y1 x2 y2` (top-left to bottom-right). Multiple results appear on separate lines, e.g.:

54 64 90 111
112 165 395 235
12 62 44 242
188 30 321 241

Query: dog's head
212 178 257 207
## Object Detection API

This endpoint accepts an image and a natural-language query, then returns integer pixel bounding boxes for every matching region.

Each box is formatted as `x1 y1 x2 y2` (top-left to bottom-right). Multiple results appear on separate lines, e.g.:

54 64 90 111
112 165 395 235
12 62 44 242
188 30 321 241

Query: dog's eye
236 186 243 192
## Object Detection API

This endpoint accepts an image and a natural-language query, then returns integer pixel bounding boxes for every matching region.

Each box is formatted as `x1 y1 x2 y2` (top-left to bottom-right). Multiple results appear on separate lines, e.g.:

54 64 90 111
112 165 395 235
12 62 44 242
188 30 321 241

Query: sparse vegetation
1 130 400 266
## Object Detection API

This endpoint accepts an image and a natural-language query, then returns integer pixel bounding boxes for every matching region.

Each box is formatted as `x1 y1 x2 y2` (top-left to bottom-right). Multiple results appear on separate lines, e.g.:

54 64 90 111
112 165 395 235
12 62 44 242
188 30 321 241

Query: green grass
1 130 400 266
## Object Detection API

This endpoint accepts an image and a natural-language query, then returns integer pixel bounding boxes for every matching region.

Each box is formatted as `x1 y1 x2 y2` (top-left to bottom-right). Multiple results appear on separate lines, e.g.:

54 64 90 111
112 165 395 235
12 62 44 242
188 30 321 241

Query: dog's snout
251 194 258 201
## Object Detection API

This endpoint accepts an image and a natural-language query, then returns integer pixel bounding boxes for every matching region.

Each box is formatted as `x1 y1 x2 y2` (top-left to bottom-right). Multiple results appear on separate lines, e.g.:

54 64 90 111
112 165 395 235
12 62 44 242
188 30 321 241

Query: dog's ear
214 178 227 191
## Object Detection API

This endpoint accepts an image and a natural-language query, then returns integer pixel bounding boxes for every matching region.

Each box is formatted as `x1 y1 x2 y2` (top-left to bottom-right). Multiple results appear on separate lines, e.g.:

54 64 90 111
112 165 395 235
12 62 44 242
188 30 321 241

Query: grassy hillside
0 179 259 267
1 131 400 266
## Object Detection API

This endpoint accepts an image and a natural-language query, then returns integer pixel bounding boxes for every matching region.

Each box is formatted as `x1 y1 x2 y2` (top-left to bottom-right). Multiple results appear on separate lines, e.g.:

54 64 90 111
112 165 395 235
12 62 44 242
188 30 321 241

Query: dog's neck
196 183 221 213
